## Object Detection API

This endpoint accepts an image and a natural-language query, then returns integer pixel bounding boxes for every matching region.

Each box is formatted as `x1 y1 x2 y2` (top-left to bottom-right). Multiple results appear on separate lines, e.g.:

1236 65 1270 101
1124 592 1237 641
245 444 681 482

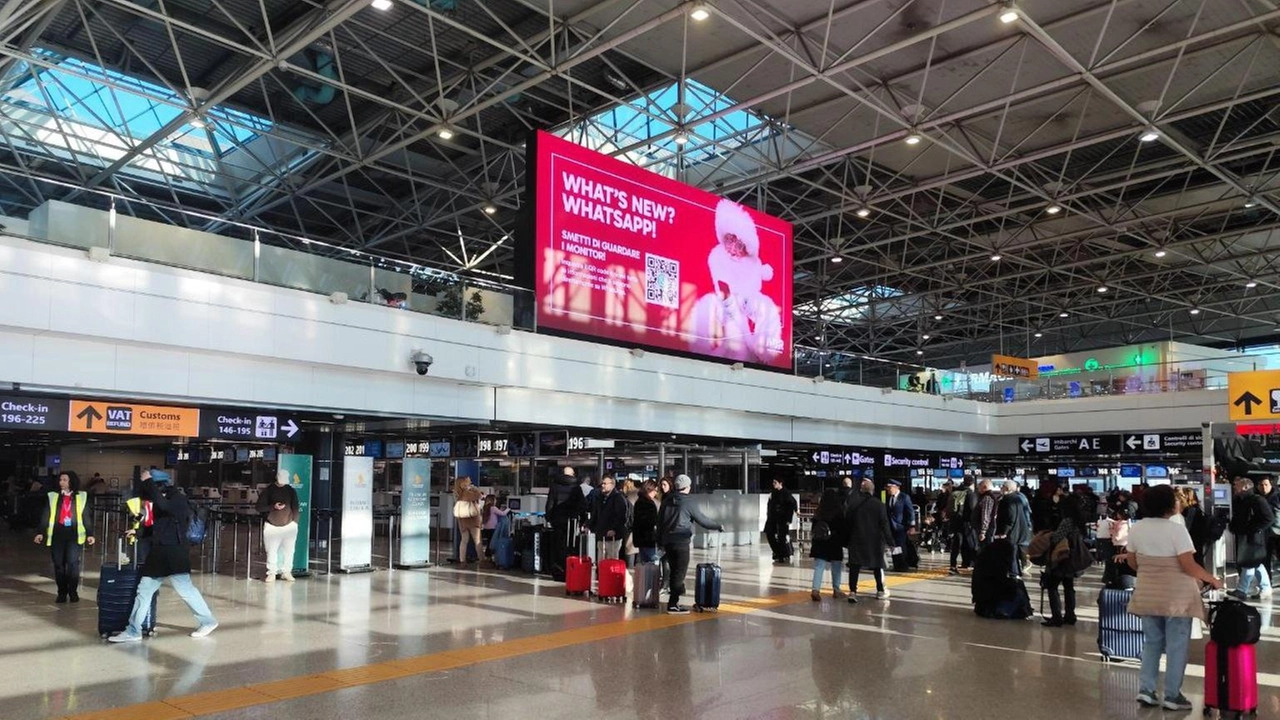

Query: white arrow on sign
812 452 821 463
1020 439 1033 452
283 419 300 438
1126 436 1141 450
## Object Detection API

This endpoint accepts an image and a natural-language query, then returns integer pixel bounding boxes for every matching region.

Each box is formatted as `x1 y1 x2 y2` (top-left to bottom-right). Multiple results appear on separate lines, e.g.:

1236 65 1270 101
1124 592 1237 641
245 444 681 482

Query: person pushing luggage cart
656 474 723 614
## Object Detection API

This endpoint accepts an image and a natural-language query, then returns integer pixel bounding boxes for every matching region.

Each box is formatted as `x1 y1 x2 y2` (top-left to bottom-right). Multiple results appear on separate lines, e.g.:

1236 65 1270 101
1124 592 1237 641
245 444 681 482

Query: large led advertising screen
524 131 793 369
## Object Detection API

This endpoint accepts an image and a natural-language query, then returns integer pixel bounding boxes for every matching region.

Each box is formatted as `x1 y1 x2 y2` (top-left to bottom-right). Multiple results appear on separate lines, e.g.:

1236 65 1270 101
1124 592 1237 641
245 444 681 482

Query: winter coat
809 503 848 563
657 491 720 546
632 496 659 548
587 489 630 540
766 489 798 528
1231 492 1275 568
997 491 1032 548
546 475 585 528
136 481 191 578
844 491 894 569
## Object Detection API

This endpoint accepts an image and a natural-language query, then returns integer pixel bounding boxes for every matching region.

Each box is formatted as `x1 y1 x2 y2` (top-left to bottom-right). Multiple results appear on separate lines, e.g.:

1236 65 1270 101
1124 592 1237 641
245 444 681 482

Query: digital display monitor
428 438 452 458
507 433 538 457
1057 467 1076 478
1120 464 1142 478
1145 465 1169 478
949 468 965 479
235 447 250 463
384 441 405 460
363 439 383 459
508 498 522 511
933 469 948 478
453 435 478 459
524 130 794 369
262 447 277 462
537 431 569 457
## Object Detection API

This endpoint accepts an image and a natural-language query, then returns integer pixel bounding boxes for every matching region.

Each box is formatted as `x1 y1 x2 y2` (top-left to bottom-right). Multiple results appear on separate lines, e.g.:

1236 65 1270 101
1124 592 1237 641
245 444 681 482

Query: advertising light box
524 131 794 369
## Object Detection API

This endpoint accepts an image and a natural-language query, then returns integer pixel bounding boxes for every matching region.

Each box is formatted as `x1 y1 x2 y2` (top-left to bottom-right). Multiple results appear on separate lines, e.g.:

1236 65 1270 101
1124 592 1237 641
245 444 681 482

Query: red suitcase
565 533 592 596
1204 640 1257 717
597 559 627 603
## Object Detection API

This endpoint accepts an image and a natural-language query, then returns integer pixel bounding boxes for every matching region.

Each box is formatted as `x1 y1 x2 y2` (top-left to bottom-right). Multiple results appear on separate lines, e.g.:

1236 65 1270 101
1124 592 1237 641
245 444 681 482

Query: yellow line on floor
61 568 945 720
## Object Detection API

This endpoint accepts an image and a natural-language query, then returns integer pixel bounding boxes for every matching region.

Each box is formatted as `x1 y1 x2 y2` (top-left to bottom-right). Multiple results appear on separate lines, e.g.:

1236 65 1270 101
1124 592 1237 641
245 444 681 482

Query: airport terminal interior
2 0 1280 718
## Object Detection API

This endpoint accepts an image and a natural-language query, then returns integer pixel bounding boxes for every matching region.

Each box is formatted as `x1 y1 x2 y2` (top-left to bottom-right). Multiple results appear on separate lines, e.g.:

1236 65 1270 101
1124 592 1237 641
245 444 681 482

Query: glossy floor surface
4 532 1278 720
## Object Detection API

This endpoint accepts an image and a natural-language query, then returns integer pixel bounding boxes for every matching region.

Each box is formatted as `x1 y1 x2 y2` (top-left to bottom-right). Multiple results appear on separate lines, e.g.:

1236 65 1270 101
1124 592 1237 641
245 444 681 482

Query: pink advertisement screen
530 131 794 369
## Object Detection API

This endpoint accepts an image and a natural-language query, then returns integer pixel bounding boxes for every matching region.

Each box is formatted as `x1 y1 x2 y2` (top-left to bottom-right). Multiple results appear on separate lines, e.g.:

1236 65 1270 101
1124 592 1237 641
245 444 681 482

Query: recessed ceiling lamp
1096 285 1109 293
689 3 711 21
999 1 1019 24
1154 249 1167 258
673 130 689 145
437 126 455 140
370 0 392 10
1045 203 1063 215
1139 128 1160 143
904 131 923 146
483 204 497 215
855 207 871 218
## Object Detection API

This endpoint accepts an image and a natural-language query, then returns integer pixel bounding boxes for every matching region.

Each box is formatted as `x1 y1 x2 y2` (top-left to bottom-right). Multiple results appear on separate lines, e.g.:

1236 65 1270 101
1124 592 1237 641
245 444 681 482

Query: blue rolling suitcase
492 516 516 570
693 534 722 613
98 540 157 638
1097 588 1143 662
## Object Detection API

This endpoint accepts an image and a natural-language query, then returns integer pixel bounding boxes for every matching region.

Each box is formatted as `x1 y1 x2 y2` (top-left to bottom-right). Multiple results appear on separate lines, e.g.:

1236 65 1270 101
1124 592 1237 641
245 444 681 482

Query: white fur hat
715 198 760 257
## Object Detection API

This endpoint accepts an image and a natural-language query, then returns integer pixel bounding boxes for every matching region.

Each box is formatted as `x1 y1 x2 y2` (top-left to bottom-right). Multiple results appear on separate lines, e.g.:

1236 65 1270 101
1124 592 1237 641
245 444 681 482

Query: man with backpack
109 470 218 642
947 478 977 575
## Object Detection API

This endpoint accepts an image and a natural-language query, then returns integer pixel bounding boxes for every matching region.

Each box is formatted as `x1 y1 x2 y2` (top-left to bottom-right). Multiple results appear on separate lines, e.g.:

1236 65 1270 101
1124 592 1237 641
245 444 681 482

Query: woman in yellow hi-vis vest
33 471 96 603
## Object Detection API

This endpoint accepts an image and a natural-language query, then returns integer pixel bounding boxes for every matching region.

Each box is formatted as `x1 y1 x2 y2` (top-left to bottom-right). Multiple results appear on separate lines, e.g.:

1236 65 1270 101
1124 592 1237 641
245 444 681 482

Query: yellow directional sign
1227 370 1280 421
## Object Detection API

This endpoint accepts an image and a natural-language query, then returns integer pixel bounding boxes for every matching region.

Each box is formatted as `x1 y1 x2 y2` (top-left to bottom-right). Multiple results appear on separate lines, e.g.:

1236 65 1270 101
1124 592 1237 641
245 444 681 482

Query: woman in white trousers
256 469 301 582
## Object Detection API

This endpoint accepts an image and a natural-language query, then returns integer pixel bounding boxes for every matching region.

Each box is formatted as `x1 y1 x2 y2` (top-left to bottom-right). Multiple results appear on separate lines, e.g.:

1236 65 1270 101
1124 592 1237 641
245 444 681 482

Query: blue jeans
811 559 843 593
638 547 658 563
1139 616 1193 701
1238 564 1272 596
126 574 217 636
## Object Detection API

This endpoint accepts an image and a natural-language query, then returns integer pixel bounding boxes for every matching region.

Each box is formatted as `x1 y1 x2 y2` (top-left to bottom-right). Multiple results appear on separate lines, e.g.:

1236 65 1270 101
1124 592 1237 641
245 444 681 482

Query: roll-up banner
397 458 431 568
340 455 374 572
278 453 313 575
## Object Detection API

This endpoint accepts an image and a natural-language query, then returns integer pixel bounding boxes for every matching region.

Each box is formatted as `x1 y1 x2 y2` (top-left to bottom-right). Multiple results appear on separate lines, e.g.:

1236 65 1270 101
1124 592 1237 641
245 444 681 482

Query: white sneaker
190 623 218 638
108 632 142 643
265 573 276 583
282 572 296 583
876 589 890 600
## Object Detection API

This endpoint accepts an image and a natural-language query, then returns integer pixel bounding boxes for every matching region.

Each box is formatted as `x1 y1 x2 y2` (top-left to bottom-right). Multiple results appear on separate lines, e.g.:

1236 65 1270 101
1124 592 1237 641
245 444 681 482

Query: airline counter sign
68 400 200 436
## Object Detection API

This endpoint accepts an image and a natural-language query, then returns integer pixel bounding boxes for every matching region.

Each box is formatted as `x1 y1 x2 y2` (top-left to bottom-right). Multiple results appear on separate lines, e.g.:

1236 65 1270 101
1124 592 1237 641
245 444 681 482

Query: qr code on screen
645 253 680 309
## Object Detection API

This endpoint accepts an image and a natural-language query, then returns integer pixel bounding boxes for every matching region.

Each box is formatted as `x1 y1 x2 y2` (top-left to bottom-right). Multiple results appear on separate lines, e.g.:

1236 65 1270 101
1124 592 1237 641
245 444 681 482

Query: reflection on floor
2 533 1277 720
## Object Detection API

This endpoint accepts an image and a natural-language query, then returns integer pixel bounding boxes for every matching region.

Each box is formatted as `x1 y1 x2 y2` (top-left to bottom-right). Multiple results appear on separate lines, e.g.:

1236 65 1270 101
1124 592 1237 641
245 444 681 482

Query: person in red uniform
33 471 95 603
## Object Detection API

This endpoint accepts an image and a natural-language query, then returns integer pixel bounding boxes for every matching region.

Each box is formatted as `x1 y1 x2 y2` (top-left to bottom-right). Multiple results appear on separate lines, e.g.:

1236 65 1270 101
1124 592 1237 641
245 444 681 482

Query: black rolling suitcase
98 540 157 638
1097 587 1143 662
693 534 722 612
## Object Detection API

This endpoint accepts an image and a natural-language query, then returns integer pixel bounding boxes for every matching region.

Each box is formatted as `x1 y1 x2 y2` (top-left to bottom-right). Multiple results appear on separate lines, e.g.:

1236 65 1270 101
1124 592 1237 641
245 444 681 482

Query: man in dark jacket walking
1231 477 1274 599
884 480 916 571
947 478 977 574
657 475 722 614
844 480 896 602
764 478 798 564
109 470 217 642
587 475 630 562
545 467 585 581
996 479 1033 576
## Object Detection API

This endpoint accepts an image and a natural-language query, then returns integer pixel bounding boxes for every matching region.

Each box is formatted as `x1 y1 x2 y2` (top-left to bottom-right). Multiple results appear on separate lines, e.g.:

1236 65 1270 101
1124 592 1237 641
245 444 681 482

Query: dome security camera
410 350 434 375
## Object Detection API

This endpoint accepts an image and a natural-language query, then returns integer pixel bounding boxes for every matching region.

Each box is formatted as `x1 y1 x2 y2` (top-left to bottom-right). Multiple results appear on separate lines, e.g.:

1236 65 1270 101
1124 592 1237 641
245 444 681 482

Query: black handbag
1207 598 1261 645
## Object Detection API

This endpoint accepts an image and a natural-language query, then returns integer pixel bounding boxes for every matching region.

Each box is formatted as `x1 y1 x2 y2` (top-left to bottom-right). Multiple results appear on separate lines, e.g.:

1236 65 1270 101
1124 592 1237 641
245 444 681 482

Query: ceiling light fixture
673 130 689 145
830 255 843 263
437 127 454 140
190 116 207 129
934 314 943 321
998 1 1019 24
1244 197 1259 209
1246 280 1258 288
1097 285 1108 293
689 3 711 21
483 204 497 215
855 207 871 218
1045 203 1062 215
916 350 925 356
922 334 931 340
1034 332 1043 338
1189 308 1201 315
904 131 923 146
1139 129 1160 143
1059 311 1069 318
990 254 1002 262
1154 249 1167 258
370 0 393 10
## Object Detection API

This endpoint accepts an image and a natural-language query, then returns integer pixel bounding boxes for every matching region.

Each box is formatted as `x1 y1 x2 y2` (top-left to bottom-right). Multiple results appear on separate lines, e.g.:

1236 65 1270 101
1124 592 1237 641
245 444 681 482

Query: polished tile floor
3 530 1277 720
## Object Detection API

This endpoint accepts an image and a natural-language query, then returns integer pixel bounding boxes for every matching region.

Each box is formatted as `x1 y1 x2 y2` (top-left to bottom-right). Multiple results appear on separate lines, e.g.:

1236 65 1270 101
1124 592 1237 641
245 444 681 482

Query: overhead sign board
1121 431 1203 454
992 354 1039 379
200 408 301 442
0 395 69 431
68 399 199 436
1018 435 1121 455
1228 370 1280 421
808 448 878 468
